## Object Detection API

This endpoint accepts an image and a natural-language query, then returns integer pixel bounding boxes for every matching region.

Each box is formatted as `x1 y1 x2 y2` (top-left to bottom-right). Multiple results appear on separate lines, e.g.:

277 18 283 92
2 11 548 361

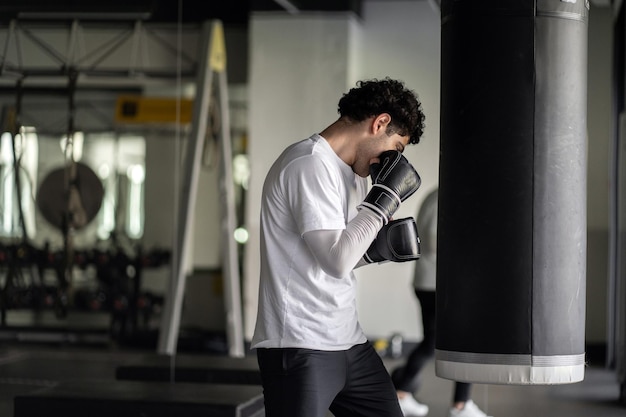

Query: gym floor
0 342 624 417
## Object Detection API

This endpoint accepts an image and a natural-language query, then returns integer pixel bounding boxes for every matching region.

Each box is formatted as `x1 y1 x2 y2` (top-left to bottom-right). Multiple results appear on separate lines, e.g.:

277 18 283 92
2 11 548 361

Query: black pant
256 342 403 417
391 290 471 403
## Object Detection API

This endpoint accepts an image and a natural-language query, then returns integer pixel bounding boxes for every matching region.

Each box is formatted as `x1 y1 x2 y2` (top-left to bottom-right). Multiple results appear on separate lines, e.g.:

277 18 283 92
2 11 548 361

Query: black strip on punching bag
435 0 587 385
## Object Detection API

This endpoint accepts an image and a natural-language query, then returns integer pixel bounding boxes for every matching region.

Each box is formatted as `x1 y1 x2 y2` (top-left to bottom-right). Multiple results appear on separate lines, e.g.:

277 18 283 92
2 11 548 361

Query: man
251 78 426 417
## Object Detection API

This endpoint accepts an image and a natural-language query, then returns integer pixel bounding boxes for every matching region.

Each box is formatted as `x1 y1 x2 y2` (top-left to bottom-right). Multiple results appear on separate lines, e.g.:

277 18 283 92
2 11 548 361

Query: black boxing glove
364 217 421 264
358 150 421 223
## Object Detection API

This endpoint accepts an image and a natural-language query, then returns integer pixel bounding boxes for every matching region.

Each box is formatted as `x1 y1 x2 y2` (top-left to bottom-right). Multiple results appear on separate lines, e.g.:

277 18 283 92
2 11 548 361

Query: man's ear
372 113 391 134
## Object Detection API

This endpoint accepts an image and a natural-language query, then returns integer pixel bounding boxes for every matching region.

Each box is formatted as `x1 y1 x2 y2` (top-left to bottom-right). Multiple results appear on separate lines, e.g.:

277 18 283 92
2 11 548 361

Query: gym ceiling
0 0 365 25
0 0 612 26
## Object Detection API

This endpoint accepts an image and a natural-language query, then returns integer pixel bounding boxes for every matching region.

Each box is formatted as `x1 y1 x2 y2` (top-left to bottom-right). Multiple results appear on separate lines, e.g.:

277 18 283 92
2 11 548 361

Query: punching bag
436 0 588 385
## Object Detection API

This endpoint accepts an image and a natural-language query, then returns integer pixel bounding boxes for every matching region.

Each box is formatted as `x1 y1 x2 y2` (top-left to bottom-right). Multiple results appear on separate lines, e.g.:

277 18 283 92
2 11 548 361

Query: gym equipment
157 20 244 358
13 380 264 417
115 354 261 385
436 0 588 385
36 162 104 231
359 150 421 223
364 217 420 263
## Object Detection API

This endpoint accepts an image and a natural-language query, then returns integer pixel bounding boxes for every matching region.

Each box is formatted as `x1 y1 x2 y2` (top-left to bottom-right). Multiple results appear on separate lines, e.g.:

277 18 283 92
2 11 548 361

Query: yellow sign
209 21 226 72
115 95 193 124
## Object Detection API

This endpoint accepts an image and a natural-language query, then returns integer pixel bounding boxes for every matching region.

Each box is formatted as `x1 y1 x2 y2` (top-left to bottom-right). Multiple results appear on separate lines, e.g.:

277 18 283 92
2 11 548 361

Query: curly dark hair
337 78 425 144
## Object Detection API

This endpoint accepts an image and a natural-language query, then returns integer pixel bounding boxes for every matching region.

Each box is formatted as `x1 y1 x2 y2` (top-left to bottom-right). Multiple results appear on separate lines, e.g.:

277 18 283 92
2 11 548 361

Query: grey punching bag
436 0 588 385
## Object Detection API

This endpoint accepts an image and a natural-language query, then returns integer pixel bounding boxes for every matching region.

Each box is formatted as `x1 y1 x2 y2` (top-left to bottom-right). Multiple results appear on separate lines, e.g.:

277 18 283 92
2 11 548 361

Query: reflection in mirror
32 132 146 248
126 164 145 239
0 128 38 238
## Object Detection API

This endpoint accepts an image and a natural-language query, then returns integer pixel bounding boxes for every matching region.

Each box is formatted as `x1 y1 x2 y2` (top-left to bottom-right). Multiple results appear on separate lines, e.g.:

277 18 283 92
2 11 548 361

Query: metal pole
215 32 245 357
157 20 215 355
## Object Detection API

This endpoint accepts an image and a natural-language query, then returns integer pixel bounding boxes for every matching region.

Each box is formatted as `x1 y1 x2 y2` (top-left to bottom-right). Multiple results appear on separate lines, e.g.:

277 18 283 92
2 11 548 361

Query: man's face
354 132 409 178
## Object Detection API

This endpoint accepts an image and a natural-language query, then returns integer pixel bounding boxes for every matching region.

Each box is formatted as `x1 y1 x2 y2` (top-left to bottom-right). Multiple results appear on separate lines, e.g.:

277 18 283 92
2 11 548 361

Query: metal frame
156 20 244 357
0 19 199 81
